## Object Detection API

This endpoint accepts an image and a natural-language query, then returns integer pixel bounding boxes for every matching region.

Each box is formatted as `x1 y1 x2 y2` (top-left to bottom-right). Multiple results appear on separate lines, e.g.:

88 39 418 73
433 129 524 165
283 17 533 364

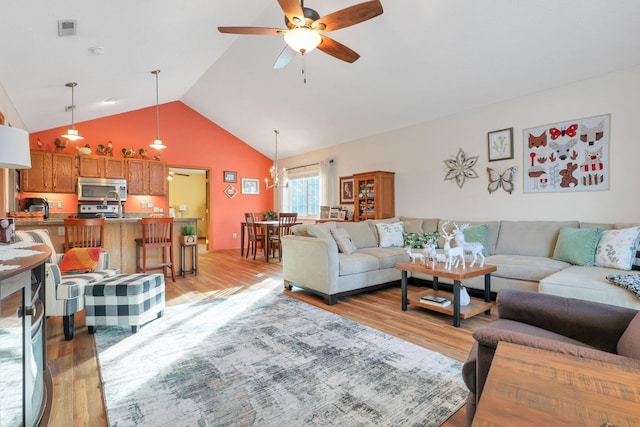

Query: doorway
168 166 210 251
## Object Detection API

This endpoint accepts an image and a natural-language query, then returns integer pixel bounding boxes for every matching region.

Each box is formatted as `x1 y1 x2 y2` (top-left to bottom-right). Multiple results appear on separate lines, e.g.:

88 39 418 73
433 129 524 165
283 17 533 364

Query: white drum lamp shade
0 125 31 168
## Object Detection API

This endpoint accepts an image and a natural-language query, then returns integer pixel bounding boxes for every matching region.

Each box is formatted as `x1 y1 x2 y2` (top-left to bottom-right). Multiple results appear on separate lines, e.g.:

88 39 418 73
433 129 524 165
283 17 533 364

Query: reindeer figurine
423 242 437 269
453 223 485 267
441 222 465 271
405 247 426 264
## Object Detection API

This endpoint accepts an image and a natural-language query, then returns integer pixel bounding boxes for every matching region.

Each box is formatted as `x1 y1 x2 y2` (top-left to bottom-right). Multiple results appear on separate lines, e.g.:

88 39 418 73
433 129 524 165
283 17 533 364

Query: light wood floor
43 248 497 426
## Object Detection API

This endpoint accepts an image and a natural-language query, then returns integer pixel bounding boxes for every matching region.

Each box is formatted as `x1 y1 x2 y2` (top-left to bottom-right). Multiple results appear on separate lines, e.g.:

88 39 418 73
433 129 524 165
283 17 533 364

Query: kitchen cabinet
21 151 77 193
126 159 168 196
78 155 126 179
353 171 395 221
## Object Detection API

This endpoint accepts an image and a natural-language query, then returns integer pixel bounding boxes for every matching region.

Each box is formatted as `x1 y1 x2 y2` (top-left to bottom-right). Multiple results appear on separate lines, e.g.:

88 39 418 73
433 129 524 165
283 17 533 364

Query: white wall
280 66 640 224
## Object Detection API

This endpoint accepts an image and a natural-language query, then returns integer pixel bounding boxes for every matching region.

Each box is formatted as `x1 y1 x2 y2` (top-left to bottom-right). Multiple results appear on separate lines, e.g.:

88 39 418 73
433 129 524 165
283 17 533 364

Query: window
282 168 320 218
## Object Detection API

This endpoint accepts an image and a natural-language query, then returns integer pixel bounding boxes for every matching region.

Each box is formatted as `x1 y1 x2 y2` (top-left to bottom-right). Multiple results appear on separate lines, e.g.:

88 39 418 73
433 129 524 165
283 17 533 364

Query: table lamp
178 204 187 217
0 125 31 169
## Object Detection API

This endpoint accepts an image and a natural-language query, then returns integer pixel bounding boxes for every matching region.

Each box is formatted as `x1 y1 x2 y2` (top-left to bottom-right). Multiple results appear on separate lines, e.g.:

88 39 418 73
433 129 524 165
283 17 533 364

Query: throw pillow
376 222 405 248
606 274 640 299
330 228 357 254
462 224 490 256
59 247 102 273
595 226 640 270
402 232 440 249
402 219 423 234
552 226 603 266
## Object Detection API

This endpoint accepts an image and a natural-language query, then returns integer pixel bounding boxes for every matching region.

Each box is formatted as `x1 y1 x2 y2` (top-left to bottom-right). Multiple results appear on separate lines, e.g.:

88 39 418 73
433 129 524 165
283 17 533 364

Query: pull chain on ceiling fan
218 0 383 69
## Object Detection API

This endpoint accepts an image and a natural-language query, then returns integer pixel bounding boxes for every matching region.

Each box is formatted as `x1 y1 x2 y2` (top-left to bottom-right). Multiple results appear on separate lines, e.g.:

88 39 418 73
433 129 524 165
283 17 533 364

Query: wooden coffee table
396 262 496 327
472 342 640 426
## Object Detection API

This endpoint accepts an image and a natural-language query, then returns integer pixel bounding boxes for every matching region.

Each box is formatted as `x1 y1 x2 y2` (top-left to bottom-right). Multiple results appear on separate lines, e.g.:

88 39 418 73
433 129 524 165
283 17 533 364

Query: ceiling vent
58 20 77 37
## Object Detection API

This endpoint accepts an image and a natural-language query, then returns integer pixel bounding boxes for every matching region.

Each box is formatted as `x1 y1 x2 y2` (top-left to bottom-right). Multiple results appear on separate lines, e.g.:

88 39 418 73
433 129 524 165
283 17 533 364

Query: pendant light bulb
61 82 84 141
150 69 167 149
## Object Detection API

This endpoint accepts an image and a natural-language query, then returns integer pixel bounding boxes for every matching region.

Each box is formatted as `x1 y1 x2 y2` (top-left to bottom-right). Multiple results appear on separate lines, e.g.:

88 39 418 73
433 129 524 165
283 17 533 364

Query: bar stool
135 217 176 282
64 217 105 252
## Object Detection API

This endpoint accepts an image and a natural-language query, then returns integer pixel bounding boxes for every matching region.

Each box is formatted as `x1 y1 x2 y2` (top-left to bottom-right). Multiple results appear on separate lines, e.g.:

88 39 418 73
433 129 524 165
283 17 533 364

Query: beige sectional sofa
281 217 640 309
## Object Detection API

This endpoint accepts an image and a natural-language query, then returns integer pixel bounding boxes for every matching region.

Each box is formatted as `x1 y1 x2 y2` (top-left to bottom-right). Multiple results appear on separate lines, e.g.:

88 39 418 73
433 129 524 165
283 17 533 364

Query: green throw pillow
552 226 603 266
402 232 439 249
462 224 489 256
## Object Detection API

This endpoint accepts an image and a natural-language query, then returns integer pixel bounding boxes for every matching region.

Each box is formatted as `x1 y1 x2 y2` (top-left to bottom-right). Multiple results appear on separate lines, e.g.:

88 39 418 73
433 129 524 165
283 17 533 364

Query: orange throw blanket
59 247 102 273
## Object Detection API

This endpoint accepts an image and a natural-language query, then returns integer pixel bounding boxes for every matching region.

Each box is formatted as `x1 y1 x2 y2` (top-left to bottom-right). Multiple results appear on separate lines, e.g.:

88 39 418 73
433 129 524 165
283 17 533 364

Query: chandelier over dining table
265 129 288 189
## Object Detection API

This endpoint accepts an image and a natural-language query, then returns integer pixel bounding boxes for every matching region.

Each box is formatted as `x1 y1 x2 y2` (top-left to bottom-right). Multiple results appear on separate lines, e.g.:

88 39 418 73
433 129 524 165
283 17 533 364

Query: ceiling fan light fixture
61 82 84 141
284 27 321 54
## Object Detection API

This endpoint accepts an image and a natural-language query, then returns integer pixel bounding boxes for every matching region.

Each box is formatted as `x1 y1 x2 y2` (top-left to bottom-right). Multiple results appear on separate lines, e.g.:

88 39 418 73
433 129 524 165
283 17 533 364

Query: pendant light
265 129 288 189
150 69 167 149
61 82 84 141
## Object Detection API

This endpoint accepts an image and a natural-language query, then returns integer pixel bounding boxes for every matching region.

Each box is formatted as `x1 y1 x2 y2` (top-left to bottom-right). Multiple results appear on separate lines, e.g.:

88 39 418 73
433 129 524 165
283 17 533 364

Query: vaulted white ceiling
1 1 640 159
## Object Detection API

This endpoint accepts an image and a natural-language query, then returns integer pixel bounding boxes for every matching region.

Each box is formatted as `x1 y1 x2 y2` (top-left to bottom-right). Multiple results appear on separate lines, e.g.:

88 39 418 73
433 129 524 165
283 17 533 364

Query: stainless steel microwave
77 177 128 202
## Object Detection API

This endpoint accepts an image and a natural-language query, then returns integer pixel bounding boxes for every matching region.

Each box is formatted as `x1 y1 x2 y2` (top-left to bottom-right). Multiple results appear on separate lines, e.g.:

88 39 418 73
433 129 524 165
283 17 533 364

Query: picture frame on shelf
329 208 341 220
339 176 355 204
223 170 237 183
338 210 346 220
241 178 260 195
487 128 514 162
320 206 330 219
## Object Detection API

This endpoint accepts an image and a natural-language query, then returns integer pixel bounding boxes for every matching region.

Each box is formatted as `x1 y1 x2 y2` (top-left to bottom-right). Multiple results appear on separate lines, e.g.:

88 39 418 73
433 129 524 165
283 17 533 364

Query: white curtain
319 159 334 207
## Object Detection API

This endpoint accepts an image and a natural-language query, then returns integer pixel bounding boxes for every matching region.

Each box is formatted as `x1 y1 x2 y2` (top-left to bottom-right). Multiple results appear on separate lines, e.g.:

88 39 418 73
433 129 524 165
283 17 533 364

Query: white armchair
15 229 119 340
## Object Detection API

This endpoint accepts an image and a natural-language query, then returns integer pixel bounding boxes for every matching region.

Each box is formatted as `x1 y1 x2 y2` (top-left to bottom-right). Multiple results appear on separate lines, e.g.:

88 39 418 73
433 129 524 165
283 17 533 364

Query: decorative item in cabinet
352 171 395 221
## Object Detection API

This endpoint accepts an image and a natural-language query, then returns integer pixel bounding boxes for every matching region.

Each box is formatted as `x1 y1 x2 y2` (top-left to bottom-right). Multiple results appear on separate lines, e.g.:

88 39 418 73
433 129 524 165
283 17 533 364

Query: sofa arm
281 235 339 295
497 289 638 352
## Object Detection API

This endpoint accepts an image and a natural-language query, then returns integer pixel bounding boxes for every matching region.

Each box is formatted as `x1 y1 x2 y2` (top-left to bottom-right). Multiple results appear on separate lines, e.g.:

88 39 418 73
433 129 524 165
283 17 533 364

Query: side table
180 243 198 277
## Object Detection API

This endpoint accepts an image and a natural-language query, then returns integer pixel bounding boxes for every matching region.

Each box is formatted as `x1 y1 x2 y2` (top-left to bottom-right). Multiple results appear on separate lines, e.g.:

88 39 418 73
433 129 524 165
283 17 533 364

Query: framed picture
320 206 330 219
487 128 514 162
339 176 354 204
223 184 238 199
223 171 237 183
329 209 341 220
241 178 260 195
338 210 346 220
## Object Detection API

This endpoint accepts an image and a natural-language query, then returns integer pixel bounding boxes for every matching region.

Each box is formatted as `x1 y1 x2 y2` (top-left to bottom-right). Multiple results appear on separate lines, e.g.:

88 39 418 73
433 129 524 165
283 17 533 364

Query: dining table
240 220 300 262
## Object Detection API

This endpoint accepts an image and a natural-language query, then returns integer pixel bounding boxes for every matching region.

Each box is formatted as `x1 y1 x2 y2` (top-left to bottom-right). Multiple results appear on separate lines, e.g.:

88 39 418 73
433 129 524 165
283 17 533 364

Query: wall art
339 176 354 204
487 166 517 194
241 178 260 194
523 114 610 193
223 184 238 199
223 171 237 183
444 148 479 189
487 128 513 161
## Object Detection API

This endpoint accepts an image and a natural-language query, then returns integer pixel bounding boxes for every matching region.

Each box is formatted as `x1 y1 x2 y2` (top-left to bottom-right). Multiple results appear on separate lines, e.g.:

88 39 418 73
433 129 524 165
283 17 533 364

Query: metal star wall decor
444 148 479 188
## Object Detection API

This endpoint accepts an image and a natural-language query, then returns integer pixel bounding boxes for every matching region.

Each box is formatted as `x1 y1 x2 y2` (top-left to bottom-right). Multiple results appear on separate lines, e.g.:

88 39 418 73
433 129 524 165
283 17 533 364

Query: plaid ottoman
85 273 165 334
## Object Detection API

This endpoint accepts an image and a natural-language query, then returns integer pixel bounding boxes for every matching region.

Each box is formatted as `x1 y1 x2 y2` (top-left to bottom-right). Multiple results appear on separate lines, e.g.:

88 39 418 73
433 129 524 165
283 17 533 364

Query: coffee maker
23 197 49 219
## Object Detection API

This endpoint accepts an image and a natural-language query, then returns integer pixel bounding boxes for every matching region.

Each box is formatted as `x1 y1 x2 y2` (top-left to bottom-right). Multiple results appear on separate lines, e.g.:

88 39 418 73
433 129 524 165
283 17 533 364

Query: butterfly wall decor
487 166 517 194
549 124 578 139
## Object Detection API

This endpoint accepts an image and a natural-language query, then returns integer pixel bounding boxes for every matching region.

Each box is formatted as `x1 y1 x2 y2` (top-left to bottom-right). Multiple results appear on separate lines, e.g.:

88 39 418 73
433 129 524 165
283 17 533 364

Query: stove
77 204 122 219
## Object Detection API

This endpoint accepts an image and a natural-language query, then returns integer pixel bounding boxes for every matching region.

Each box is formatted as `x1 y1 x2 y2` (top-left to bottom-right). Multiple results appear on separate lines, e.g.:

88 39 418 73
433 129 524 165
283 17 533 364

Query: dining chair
135 217 176 282
244 213 266 260
269 212 298 261
64 217 105 252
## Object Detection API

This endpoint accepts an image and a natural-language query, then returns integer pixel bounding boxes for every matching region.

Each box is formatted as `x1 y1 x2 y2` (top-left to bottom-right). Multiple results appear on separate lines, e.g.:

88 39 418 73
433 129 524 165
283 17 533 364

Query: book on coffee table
419 295 451 307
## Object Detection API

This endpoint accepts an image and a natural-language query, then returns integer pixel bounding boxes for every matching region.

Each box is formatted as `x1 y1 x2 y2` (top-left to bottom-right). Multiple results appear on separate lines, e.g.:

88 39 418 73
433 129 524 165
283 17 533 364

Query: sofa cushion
337 253 380 276
375 222 405 248
485 254 570 282
595 226 640 270
617 312 640 359
330 228 357 254
356 247 409 269
552 226 602 266
307 222 336 241
496 220 579 257
338 221 378 249
463 224 490 256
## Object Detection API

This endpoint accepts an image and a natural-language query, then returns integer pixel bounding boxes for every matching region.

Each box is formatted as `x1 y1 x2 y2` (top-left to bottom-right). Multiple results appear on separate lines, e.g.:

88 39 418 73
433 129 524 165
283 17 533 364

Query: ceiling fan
218 0 383 69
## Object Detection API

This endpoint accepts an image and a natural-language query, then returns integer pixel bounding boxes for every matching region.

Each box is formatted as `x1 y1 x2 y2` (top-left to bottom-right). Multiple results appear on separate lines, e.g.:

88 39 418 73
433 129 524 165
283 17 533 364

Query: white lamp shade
178 204 187 212
284 28 322 54
0 125 31 168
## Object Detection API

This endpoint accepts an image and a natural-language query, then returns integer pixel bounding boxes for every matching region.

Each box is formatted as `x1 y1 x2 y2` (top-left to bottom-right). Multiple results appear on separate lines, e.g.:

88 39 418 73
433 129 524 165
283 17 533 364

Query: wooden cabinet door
51 152 77 193
126 159 146 194
148 161 168 195
78 155 102 177
21 151 52 192
104 158 126 179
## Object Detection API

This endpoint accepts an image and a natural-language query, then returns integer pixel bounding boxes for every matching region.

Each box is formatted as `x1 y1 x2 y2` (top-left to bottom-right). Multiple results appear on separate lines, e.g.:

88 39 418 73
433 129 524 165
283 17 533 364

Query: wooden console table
472 342 640 426
397 262 496 327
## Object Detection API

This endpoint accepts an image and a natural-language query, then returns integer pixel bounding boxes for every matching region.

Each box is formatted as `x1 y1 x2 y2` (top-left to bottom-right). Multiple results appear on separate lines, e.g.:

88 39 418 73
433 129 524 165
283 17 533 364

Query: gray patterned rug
94 290 467 426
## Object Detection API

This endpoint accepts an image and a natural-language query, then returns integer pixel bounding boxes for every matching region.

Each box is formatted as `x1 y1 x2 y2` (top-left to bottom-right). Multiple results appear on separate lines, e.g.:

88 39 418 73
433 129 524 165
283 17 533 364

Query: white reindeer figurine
405 247 426 264
441 222 465 271
453 223 485 267
423 243 437 269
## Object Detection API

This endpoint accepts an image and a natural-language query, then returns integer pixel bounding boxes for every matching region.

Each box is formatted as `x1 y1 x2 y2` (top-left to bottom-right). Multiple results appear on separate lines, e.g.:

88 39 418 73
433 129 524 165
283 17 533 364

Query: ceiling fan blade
273 46 297 69
313 0 383 33
218 26 285 36
277 0 305 26
317 35 360 63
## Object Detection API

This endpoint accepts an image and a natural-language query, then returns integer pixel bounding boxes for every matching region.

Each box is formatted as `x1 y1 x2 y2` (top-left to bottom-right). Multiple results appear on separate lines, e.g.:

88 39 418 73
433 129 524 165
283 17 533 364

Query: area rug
94 290 468 426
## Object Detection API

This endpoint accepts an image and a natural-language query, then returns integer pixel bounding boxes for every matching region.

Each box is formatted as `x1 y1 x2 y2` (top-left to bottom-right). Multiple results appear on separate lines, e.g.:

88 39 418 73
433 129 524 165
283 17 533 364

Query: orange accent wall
27 101 273 250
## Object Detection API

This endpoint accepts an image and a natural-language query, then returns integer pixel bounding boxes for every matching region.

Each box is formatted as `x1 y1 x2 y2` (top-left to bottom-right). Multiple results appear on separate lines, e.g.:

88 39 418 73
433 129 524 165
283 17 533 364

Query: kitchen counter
16 216 200 274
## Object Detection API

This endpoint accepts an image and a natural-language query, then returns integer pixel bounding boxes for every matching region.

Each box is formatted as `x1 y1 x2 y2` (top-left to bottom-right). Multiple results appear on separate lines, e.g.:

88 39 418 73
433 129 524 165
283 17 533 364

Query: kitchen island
15 216 200 275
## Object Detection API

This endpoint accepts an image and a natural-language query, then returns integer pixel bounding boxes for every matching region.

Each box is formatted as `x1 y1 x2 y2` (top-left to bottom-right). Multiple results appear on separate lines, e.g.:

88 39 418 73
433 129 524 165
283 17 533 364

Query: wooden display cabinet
353 171 395 221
